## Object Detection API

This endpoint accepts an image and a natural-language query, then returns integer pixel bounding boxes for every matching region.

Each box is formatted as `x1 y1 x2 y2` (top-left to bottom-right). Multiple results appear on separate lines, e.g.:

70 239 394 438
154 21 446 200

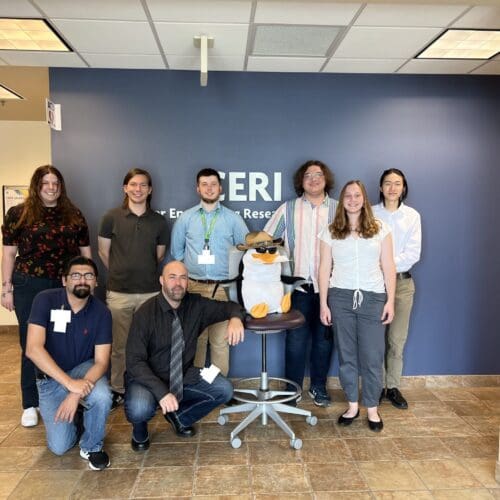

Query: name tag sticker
198 249 215 265
50 309 71 333
200 364 220 384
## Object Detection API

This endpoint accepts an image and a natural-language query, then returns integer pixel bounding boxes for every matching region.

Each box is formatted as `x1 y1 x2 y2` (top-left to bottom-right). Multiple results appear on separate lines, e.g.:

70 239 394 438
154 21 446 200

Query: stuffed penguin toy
237 231 292 318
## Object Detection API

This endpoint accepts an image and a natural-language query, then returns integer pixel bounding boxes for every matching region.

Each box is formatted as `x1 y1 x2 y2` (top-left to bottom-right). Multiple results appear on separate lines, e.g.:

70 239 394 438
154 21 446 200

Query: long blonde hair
329 180 380 240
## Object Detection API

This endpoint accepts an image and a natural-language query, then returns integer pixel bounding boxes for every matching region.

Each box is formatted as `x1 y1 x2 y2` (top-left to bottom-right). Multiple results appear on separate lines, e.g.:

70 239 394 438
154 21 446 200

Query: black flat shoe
337 409 360 426
131 436 150 452
165 412 196 438
367 415 384 432
386 388 408 409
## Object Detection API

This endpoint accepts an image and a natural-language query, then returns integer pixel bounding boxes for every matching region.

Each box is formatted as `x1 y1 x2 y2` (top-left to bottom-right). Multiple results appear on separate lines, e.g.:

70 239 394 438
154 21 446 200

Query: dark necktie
169 310 184 402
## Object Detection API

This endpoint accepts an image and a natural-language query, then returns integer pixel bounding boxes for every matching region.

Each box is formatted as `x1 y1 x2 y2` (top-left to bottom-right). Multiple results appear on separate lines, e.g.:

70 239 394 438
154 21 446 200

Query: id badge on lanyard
197 210 218 265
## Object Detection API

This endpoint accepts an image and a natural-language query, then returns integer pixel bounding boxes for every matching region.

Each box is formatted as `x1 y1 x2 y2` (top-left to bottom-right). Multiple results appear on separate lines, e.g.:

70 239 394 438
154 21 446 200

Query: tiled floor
0 329 499 499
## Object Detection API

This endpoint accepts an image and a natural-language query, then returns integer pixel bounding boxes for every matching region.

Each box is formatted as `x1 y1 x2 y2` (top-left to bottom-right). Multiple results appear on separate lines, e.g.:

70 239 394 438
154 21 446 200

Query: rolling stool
218 310 317 449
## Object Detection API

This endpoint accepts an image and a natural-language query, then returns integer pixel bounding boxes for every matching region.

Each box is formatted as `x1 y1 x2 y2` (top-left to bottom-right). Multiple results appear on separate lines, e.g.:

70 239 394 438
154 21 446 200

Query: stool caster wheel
217 415 229 426
306 415 318 426
290 438 302 450
231 437 242 449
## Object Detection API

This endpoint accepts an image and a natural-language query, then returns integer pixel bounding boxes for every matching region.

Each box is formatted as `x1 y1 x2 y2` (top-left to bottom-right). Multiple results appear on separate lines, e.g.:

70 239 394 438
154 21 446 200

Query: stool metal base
219 374 317 449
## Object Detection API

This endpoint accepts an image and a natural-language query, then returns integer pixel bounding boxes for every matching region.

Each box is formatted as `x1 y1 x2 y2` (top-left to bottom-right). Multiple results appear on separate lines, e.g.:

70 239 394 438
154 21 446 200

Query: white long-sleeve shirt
372 202 421 273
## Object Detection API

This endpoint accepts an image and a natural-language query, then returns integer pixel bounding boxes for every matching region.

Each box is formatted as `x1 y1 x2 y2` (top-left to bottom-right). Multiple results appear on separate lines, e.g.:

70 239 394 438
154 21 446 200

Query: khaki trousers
188 280 229 376
384 277 415 389
107 290 158 393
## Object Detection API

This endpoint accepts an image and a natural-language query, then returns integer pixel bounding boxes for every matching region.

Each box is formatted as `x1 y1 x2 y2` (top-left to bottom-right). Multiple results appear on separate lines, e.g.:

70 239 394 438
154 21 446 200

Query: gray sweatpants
329 287 386 407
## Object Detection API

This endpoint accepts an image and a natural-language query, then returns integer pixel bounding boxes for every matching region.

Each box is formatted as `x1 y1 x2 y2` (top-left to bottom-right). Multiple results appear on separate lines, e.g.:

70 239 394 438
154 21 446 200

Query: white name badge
50 309 71 333
198 249 215 265
200 364 221 384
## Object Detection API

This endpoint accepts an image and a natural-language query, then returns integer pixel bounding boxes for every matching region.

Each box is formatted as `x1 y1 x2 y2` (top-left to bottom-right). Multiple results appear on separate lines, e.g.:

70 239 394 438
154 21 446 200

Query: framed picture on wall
2 185 28 216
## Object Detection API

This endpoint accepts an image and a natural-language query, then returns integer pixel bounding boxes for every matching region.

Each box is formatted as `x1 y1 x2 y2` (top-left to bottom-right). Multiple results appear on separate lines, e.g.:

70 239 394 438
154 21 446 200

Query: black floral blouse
1 203 90 279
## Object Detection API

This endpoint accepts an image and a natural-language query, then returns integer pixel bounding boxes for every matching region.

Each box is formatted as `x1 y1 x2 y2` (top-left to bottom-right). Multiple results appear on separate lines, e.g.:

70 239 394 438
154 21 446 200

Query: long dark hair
379 168 408 207
329 180 380 240
15 165 81 228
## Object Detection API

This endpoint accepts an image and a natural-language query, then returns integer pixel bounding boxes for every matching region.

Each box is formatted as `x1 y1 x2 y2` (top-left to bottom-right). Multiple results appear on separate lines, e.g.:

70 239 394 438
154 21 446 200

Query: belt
396 272 412 280
300 283 315 292
36 372 52 381
189 277 236 285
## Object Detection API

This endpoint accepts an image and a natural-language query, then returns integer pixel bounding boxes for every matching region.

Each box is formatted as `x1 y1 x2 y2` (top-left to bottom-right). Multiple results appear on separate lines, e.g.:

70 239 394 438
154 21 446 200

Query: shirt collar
301 194 329 207
122 206 153 217
380 202 406 214
157 290 188 315
198 201 221 213
62 289 94 315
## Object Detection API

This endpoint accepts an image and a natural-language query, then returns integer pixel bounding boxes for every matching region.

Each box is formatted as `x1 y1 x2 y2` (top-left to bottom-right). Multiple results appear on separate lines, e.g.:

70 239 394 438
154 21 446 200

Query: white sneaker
21 407 38 427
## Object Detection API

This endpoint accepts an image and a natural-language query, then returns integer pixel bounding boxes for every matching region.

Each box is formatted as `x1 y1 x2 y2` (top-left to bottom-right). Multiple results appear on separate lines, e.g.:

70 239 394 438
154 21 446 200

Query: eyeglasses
68 272 96 281
304 172 324 180
255 247 277 254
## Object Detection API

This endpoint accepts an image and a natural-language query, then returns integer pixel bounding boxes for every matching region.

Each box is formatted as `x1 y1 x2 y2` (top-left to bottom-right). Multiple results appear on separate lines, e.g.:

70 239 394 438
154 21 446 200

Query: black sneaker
308 387 331 407
80 449 110 470
111 391 124 411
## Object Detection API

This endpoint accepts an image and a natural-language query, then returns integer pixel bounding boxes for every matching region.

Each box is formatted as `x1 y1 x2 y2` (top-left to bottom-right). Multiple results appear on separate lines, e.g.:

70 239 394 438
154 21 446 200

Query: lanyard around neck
199 208 219 245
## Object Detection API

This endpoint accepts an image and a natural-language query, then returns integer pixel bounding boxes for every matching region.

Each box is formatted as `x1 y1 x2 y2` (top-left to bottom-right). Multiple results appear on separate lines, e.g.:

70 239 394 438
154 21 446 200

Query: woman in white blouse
319 180 395 432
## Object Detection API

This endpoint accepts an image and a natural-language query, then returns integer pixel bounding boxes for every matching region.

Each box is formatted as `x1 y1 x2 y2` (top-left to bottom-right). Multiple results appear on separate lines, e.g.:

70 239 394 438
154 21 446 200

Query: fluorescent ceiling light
253 25 341 57
0 18 70 52
0 84 24 100
418 29 500 60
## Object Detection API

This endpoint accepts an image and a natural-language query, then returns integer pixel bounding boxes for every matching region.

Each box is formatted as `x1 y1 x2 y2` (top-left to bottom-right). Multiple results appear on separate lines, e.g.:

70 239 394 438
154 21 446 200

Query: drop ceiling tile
323 58 404 73
155 22 248 56
247 56 324 72
52 19 159 54
453 6 500 29
254 1 360 26
398 58 483 74
470 61 500 75
334 26 441 59
147 0 252 23
34 0 147 20
167 54 244 70
253 25 341 57
0 49 86 66
0 0 40 17
82 53 165 69
355 3 468 28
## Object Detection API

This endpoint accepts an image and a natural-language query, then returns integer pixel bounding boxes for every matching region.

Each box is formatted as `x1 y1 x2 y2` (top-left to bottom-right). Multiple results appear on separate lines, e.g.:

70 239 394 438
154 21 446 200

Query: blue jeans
285 288 333 391
37 360 112 455
12 271 61 409
125 374 233 436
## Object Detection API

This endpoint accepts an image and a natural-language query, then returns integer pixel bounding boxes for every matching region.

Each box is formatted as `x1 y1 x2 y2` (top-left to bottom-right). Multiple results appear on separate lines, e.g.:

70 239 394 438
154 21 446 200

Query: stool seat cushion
244 310 305 332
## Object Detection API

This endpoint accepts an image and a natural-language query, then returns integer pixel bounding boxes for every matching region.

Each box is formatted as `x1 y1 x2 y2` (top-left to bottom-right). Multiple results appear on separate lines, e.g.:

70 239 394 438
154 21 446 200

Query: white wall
0 121 51 325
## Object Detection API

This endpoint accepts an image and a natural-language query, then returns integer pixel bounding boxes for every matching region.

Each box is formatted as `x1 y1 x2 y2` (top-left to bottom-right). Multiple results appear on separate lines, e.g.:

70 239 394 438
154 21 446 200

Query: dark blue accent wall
50 68 500 377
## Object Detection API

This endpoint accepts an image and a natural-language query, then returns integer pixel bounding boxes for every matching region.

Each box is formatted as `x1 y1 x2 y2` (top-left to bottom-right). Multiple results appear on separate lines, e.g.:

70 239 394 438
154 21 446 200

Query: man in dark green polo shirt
98 168 169 408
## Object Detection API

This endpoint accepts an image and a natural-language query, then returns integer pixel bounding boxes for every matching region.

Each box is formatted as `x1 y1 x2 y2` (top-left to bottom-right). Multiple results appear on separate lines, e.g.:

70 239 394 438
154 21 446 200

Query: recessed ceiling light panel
253 25 341 57
0 84 24 100
0 18 71 52
418 29 500 60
